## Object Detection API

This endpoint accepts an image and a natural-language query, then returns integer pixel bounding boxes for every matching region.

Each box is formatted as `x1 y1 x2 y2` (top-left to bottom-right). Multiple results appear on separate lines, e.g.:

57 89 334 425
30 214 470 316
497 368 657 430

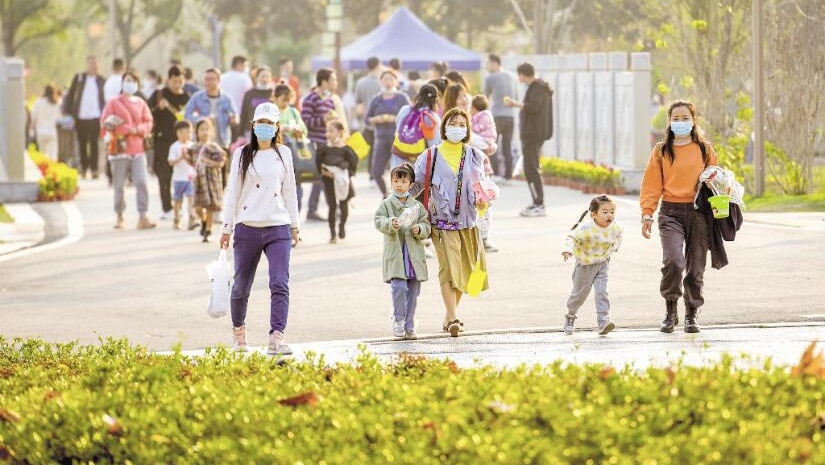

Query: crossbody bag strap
423 147 437 222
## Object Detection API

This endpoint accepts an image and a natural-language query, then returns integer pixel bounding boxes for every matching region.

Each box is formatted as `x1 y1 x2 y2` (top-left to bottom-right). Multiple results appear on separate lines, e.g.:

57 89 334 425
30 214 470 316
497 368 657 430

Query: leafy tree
89 0 183 65
0 0 88 56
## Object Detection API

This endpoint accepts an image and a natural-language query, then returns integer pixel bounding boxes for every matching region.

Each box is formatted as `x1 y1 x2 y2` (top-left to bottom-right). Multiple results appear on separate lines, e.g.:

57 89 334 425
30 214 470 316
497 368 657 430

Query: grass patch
744 193 825 212
0 205 13 223
1 338 823 464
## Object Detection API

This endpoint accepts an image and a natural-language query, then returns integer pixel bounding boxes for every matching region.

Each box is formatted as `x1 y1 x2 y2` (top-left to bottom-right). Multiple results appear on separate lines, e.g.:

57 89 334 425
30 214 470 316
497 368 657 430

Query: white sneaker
520 204 546 217
232 325 249 352
159 211 172 221
393 319 405 338
563 315 576 335
267 330 293 356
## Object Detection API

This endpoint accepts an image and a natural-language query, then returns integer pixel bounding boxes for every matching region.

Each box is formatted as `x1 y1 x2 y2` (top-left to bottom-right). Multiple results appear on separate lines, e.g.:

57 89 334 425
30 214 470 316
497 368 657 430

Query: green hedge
1 338 823 464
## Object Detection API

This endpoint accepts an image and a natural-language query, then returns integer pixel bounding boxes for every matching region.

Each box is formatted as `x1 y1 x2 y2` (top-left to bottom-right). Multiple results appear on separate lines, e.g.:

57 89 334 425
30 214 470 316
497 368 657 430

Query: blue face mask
392 191 409 199
671 121 693 137
254 124 277 141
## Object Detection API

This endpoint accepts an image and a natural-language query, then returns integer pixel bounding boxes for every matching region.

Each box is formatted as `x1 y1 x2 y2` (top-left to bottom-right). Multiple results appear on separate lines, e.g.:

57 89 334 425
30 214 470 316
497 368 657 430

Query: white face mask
445 126 467 143
122 81 138 95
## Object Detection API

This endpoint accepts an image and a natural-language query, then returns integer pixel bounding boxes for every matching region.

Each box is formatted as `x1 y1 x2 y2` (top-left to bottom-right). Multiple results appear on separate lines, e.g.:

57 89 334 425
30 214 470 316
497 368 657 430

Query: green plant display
1 338 823 464
541 158 624 194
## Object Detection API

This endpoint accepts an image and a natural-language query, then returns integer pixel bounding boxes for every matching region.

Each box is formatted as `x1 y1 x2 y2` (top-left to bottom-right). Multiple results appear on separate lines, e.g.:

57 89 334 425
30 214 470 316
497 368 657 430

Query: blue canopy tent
312 7 482 71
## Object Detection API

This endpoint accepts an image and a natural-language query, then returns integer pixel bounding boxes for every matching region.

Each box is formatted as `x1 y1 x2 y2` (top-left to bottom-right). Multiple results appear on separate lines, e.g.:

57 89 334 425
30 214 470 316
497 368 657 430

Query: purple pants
231 224 291 333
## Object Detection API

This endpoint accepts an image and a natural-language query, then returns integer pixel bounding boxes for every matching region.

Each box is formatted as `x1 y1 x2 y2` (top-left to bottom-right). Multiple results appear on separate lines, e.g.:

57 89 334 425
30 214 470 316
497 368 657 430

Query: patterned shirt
300 90 336 145
562 217 623 265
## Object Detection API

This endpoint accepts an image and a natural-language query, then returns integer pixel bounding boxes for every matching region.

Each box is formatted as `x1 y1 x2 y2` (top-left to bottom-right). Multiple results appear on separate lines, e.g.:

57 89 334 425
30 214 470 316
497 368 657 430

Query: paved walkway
2 172 824 353
182 323 824 369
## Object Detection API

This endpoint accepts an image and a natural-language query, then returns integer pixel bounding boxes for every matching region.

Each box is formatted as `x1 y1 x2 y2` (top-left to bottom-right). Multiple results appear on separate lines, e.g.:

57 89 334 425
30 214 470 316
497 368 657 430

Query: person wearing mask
409 107 488 337
30 84 63 160
278 56 302 110
142 70 161 99
103 58 126 103
355 56 383 181
300 68 339 221
99 71 156 230
640 100 719 334
504 62 553 218
64 55 106 179
484 54 517 182
365 70 410 197
240 66 275 138
149 65 191 221
185 68 239 150
220 102 300 355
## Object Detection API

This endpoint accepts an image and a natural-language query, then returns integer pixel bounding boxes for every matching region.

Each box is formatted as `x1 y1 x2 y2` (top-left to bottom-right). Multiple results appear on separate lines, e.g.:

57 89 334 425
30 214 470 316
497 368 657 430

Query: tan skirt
431 227 488 293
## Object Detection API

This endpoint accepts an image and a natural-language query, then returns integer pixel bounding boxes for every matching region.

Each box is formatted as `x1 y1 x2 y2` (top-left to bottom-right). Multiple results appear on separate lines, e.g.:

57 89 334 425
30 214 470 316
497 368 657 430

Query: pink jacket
100 95 153 155
471 110 497 145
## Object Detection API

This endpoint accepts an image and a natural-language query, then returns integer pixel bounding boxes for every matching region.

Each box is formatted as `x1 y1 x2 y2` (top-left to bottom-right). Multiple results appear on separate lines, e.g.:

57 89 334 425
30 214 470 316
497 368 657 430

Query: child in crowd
470 94 498 158
316 120 359 243
192 118 227 243
167 120 198 230
562 195 623 336
470 94 498 252
375 164 431 340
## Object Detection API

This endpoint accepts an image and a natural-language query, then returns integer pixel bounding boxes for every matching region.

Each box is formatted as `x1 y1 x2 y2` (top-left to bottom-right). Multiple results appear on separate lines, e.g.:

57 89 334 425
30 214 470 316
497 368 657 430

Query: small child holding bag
375 164 431 340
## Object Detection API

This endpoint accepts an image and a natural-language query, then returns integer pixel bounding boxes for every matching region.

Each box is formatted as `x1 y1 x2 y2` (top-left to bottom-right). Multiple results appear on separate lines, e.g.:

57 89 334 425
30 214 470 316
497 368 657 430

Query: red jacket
100 95 154 155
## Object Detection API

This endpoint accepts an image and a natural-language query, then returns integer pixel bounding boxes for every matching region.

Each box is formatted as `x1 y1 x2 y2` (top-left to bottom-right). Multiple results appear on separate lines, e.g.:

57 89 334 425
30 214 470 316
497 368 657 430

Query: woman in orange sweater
639 100 717 334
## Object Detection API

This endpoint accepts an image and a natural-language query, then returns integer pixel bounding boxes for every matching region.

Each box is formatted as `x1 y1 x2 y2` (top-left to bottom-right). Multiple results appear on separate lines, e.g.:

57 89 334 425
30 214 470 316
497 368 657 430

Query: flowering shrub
28 146 78 201
541 158 623 193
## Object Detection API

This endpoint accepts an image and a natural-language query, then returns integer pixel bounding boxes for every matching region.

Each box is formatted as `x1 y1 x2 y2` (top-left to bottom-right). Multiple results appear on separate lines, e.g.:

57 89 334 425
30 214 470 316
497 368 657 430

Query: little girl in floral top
561 195 623 336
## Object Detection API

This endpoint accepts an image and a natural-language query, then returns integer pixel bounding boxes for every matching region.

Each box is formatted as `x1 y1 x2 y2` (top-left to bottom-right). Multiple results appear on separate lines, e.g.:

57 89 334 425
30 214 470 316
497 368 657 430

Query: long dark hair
571 195 614 230
43 84 58 104
240 122 283 184
413 84 438 110
661 100 708 165
443 84 467 113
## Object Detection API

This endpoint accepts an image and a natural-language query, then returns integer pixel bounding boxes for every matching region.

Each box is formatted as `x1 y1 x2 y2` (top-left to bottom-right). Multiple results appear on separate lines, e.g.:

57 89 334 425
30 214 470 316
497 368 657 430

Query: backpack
391 107 437 160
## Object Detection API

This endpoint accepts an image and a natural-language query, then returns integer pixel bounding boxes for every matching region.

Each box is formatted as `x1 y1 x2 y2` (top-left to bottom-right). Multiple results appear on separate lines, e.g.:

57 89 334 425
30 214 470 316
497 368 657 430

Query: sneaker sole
598 322 616 335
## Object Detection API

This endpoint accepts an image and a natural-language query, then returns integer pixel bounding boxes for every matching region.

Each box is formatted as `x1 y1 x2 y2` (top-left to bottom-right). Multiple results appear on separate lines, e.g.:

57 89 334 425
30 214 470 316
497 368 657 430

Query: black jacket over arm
696 184 744 270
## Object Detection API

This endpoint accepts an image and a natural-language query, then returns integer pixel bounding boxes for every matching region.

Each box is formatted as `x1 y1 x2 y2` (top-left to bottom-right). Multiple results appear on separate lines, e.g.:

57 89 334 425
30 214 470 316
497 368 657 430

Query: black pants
522 139 544 206
153 138 174 213
322 177 349 237
493 116 514 179
658 202 709 310
75 118 101 176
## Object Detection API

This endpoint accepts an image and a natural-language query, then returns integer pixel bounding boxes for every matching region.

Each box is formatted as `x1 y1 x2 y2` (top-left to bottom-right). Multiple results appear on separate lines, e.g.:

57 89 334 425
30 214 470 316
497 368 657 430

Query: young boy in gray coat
375 164 431 340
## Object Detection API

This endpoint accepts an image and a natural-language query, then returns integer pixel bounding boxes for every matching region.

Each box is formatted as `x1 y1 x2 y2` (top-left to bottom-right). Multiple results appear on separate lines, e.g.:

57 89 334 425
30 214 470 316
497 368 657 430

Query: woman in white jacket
30 85 62 160
219 102 301 356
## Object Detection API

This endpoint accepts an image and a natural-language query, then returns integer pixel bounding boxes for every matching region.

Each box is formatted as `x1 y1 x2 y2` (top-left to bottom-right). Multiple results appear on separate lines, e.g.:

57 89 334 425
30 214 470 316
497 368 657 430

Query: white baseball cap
252 102 280 123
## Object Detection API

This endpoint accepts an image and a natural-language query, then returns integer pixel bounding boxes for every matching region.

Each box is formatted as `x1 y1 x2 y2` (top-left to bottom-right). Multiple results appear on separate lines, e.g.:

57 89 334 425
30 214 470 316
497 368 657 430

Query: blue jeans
231 224 292 333
391 278 420 331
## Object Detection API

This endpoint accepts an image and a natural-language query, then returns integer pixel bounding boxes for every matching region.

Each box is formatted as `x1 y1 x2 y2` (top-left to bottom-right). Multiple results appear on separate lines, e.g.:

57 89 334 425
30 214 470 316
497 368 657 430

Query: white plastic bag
397 204 420 228
206 249 230 318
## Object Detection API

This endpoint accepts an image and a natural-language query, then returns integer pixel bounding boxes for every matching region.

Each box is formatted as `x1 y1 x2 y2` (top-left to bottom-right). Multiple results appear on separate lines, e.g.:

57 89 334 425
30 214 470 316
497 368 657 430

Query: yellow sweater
639 142 718 216
439 141 464 174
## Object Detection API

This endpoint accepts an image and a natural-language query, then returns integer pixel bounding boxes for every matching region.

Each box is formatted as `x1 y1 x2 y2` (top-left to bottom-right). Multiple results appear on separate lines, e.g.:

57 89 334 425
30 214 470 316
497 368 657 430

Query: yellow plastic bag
467 227 487 297
347 131 371 160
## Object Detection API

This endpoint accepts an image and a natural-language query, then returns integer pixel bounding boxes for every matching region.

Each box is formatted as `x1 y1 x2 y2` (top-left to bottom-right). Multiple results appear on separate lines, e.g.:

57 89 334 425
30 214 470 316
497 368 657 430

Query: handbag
206 249 230 319
285 135 319 182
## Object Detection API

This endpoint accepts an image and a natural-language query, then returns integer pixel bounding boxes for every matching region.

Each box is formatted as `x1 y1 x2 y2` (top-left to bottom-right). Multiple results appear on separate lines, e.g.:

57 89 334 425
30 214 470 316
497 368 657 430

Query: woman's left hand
291 228 300 248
